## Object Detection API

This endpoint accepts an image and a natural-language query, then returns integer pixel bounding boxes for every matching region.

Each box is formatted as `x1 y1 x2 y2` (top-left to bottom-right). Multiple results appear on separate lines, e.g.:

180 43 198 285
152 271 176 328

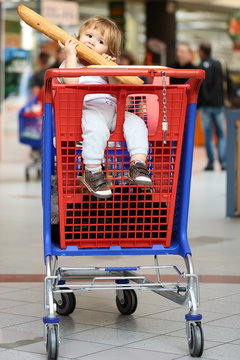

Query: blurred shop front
1 0 240 163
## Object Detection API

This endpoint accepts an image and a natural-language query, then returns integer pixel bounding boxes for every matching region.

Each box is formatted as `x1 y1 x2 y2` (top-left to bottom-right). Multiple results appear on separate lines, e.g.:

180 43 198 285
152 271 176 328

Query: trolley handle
44 67 205 104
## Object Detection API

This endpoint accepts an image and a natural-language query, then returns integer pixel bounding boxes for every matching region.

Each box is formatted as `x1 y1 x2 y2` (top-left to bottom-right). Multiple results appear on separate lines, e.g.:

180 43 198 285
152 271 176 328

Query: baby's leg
124 112 151 186
82 103 114 165
123 111 148 160
81 102 115 198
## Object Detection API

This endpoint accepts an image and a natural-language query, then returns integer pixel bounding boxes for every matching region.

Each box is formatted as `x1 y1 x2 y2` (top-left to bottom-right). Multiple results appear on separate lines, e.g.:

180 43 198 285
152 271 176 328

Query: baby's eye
86 34 92 38
98 40 104 44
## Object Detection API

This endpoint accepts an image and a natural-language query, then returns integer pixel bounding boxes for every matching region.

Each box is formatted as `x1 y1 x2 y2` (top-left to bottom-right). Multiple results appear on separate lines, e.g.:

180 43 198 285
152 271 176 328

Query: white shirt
58 60 116 104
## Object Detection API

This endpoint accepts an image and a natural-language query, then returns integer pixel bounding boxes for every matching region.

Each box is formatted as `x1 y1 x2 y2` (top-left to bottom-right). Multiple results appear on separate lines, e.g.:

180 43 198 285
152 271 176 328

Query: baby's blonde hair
77 16 121 58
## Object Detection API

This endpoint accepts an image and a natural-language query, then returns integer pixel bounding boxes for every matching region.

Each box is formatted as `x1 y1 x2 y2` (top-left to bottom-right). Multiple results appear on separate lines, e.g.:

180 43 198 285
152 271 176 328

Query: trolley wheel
188 322 204 357
55 288 76 316
47 326 59 360
116 289 138 315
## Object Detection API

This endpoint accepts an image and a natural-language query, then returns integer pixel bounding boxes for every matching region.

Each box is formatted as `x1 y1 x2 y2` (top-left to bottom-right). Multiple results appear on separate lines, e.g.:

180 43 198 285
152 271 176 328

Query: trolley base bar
44 254 199 314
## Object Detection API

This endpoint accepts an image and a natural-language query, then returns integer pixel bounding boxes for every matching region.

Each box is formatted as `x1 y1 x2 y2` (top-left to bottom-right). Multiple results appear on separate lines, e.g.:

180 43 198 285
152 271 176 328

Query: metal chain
162 71 168 144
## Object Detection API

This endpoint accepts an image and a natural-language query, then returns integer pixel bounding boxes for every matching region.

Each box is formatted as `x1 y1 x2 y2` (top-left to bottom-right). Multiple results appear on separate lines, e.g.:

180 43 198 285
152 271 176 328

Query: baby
58 16 151 198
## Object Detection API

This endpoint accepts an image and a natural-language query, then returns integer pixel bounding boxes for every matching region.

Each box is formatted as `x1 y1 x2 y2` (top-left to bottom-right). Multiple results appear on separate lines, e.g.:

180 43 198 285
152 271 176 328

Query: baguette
17 5 143 85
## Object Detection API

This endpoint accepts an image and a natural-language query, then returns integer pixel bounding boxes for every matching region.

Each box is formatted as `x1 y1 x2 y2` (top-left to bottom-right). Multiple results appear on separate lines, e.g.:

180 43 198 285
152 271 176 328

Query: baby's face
79 26 109 55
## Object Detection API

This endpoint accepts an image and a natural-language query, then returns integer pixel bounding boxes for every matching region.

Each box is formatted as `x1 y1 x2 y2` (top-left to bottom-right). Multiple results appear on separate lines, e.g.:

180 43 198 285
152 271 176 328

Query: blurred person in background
119 50 135 65
49 47 65 69
198 42 226 171
169 42 195 84
119 50 149 84
31 51 50 97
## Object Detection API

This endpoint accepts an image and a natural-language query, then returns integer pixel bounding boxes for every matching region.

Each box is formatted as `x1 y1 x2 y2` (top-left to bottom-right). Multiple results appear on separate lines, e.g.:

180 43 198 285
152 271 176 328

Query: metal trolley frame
42 67 205 359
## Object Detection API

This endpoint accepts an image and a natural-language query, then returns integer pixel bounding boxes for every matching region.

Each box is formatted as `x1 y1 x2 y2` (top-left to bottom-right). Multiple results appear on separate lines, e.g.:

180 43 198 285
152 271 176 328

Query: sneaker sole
127 175 152 186
81 177 113 199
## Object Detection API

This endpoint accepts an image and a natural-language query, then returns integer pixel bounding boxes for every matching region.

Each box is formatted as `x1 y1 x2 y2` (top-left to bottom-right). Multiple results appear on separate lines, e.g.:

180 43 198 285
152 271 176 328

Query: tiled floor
0 144 240 359
0 283 240 359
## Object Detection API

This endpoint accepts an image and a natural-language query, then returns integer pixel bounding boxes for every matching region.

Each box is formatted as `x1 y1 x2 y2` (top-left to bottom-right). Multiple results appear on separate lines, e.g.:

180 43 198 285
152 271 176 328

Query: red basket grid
53 83 188 249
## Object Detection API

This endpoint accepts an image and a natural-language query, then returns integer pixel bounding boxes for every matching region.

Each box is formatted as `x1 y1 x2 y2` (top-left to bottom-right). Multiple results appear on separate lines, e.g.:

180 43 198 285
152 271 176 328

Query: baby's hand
58 39 78 57
102 53 116 62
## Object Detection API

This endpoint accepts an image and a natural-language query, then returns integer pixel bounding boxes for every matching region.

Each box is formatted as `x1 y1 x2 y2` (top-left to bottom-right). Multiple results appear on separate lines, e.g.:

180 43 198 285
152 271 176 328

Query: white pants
81 101 149 165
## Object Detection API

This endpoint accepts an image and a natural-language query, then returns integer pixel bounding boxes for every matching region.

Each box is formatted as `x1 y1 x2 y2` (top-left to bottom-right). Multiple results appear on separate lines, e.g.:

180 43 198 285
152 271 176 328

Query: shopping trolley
19 93 43 180
42 67 205 359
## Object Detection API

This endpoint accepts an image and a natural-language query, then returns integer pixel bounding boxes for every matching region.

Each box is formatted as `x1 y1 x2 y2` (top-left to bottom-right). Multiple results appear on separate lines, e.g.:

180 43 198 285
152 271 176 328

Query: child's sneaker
81 170 112 199
128 161 152 186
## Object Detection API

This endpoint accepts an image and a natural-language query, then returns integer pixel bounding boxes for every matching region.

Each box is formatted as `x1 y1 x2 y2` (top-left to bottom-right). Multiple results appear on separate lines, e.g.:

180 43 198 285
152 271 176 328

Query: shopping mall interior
0 1 240 359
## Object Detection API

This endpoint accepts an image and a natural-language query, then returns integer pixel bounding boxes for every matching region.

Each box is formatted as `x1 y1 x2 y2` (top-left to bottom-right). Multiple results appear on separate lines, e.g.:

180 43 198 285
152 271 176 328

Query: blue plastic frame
42 100 197 260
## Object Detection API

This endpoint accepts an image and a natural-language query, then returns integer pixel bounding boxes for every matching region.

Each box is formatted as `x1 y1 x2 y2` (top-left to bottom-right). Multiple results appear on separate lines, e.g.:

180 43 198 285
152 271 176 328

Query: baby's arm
58 39 79 84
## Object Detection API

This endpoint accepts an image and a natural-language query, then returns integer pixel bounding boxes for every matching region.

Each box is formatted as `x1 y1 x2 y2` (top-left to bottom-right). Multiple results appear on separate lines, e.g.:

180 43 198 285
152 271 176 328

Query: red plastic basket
53 76 188 249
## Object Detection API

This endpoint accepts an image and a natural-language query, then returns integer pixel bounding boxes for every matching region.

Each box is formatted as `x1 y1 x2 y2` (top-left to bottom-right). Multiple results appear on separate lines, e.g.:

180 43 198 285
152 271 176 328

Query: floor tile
230 339 240 345
146 307 229 323
75 295 114 310
58 318 97 336
125 334 220 355
4 318 95 337
107 317 185 334
0 349 68 359
0 313 39 329
203 343 240 360
217 292 240 303
0 289 43 303
0 328 42 348
207 314 240 329
15 338 113 358
0 298 29 310
0 285 30 295
76 347 179 360
136 293 182 308
168 324 240 343
199 298 240 315
74 290 116 299
5 303 44 318
68 308 132 326
202 325 240 343
65 326 156 346
92 300 171 316
199 283 240 301
3 320 43 337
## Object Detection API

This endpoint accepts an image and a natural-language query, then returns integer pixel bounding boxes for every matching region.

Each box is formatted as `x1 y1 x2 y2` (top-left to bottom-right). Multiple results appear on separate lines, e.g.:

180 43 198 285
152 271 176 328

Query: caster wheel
188 322 204 357
116 289 138 315
47 326 58 360
55 288 76 316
